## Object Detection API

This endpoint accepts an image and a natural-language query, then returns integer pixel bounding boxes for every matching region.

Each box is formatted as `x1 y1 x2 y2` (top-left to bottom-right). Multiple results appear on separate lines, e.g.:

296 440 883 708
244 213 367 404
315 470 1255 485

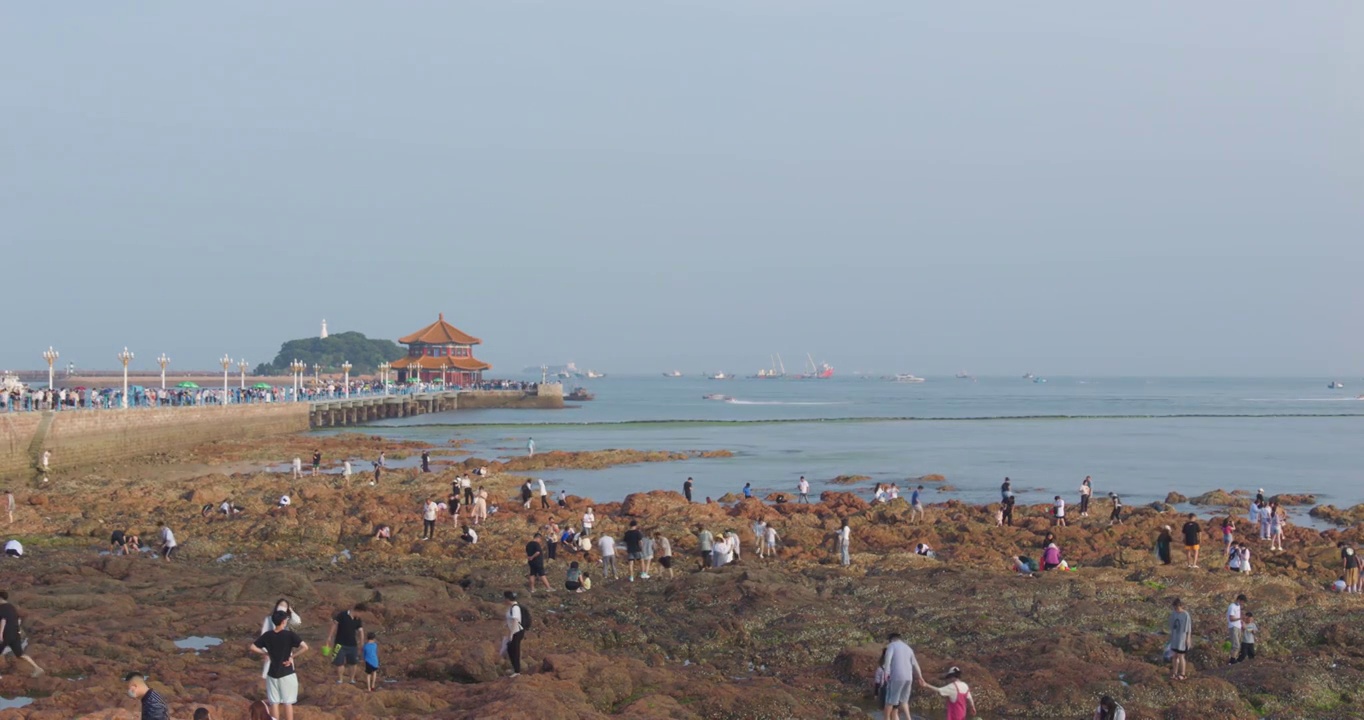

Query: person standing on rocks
1235 611 1258 663
462 475 473 505
581 507 595 538
1221 516 1236 556
838 520 852 566
640 530 655 578
342 460 352 482
291 456 303 480
1257 500 1271 540
472 490 488 526
251 609 308 720
742 482 753 499
751 519 766 554
1343 546 1360 593
521 480 534 510
1052 496 1066 527
363 633 380 692
1156 526 1173 565
684 477 694 503
546 521 560 561
527 437 535 457
0 590 43 677
526 532 552 593
503 591 526 677
879 632 924 720
1268 503 1285 551
1181 514 1202 568
623 521 646 581
762 522 779 560
1168 597 1192 680
125 672 169 720
538 478 549 509
597 532 619 580
1108 492 1124 525
1079 476 1092 517
654 532 674 579
557 489 567 508
1001 494 1015 527
158 521 178 562
311 450 322 476
1000 477 1012 502
325 604 366 685
1226 593 1246 665
421 498 438 540
420 450 430 473
798 476 809 504
259 599 302 684
696 525 714 571
910 486 925 524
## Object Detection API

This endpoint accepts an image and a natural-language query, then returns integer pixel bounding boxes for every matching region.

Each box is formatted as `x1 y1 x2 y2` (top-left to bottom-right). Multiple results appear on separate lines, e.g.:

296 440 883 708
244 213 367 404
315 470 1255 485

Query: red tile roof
398 313 482 346
391 356 491 372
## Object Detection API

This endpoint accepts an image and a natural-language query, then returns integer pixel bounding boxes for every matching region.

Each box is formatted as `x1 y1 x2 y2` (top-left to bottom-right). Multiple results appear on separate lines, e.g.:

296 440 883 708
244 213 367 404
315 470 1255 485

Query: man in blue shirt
910 486 925 524
125 672 170 720
742 483 753 499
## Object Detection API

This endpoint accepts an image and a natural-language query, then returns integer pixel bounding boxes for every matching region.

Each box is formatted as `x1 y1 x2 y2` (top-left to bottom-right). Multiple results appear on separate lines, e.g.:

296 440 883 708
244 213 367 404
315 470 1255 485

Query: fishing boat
955 371 975 380
566 387 595 401
892 374 926 383
707 372 731 380
585 370 605 379
702 393 732 401
662 370 683 378
795 353 834 379
1329 381 1345 389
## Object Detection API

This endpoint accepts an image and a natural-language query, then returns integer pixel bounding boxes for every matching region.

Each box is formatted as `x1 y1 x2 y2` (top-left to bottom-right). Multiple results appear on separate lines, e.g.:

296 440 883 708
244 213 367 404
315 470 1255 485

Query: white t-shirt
838 526 851 545
342 461 352 477
1227 602 1242 628
583 512 595 528
538 479 547 496
934 680 972 705
423 502 437 521
506 604 522 634
461 477 471 489
1055 499 1066 516
798 480 809 494
4 540 22 556
160 527 177 547
765 526 778 544
598 535 616 557
1080 483 1091 497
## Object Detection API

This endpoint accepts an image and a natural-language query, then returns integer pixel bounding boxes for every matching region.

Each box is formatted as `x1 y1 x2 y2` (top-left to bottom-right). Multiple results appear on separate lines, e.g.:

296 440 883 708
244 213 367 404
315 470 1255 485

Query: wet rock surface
2 439 1363 719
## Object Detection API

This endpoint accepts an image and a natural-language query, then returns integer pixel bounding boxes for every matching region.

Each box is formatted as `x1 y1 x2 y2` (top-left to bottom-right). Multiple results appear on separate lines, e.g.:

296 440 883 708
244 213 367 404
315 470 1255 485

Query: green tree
254 331 406 375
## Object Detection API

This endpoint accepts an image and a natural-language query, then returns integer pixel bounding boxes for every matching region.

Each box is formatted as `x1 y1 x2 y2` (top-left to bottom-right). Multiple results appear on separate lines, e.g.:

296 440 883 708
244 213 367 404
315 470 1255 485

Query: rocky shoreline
2 434 1364 719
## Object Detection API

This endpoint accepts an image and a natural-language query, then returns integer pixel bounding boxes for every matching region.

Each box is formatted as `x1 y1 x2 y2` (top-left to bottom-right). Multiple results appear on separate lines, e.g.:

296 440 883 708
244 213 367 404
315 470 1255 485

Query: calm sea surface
324 376 1364 511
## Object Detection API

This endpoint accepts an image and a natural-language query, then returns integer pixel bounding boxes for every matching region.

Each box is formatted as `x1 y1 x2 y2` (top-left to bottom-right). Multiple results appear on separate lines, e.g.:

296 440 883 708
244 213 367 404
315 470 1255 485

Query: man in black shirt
684 477 693 503
525 533 551 593
1182 514 1203 568
125 672 169 720
623 520 646 582
252 610 308 720
325 604 366 685
0 590 43 677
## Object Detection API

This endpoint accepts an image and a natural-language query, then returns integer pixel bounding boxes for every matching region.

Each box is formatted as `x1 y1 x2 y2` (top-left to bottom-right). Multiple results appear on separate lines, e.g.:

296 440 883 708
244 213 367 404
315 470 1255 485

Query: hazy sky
4 3 1362 376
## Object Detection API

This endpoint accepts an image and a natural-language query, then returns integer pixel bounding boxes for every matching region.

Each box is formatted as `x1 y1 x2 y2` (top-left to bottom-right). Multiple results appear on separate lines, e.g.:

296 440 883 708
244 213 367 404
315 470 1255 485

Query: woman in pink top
1041 543 1062 571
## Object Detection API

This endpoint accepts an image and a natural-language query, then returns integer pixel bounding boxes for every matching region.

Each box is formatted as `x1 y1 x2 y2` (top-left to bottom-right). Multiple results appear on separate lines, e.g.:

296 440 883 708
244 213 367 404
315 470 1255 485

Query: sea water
327 376 1364 508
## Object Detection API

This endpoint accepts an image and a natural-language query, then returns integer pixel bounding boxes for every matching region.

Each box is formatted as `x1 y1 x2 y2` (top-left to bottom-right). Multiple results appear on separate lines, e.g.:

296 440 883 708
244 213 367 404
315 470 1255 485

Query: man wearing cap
251 610 308 720
880 632 925 720
503 591 525 677
931 666 977 720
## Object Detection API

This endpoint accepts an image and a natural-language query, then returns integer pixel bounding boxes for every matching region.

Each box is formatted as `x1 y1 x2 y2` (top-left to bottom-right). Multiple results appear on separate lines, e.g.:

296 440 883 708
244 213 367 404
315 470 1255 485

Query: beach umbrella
252 383 273 389
177 381 200 389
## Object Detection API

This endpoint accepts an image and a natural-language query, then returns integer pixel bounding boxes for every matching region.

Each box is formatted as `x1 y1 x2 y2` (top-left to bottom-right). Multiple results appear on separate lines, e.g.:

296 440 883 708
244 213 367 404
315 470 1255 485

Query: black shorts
659 556 673 569
528 561 546 577
332 645 360 666
3 636 22 657
365 662 379 674
1171 648 1187 655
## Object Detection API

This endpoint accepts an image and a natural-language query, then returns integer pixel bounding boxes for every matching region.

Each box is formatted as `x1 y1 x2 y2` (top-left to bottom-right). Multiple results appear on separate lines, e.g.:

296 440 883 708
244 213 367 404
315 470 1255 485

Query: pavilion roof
398 313 482 346
391 356 491 372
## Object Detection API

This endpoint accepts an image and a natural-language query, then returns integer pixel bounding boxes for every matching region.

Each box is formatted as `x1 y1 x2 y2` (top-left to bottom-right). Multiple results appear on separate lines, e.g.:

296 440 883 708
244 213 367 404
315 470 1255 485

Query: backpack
518 604 532 631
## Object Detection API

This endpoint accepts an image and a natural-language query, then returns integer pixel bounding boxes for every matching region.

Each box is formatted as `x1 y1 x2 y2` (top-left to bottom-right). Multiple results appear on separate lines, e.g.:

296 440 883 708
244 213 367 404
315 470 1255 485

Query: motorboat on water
892 373 926 383
707 372 731 380
585 370 605 379
1329 381 1345 389
955 371 974 380
663 370 683 378
566 387 595 401
703 393 732 401
1033 377 1047 384
1022 372 1036 380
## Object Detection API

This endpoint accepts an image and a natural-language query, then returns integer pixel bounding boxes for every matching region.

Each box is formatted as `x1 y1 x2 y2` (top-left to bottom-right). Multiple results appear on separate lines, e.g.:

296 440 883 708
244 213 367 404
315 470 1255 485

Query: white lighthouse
320 319 329 339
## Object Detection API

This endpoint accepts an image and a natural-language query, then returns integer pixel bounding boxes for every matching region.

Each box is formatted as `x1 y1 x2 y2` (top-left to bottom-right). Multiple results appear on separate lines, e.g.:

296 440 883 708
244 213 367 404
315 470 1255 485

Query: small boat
1022 372 1036 380
892 373 926 383
1033 377 1047 384
708 372 730 380
703 393 732 401
1329 381 1345 389
955 371 974 380
566 387 595 401
585 370 605 379
662 370 682 378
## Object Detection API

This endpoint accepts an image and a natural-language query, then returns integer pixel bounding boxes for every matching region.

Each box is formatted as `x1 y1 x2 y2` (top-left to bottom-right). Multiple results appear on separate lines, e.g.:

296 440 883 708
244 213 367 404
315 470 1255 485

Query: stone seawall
0 404 311 479
456 388 564 410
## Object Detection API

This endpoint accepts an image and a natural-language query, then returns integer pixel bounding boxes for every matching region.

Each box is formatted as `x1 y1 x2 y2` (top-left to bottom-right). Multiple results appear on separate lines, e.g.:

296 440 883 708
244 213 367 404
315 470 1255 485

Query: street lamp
341 361 352 398
442 361 449 388
378 362 390 396
290 359 305 401
156 353 170 391
313 363 320 386
117 347 134 409
42 347 58 391
238 359 248 390
220 354 232 405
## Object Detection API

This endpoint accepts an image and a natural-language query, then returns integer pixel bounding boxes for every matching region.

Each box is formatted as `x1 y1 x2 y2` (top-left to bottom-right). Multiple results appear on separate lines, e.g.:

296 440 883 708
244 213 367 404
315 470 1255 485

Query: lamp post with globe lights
313 363 320 387
290 359 305 401
42 347 58 393
341 361 352 398
117 347 134 409
220 355 232 406
238 359 248 391
378 362 390 396
156 353 170 391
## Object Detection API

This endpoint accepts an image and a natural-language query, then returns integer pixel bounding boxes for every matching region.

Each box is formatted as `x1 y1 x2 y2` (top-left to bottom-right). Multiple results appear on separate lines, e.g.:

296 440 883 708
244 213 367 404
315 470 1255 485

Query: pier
308 384 563 428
